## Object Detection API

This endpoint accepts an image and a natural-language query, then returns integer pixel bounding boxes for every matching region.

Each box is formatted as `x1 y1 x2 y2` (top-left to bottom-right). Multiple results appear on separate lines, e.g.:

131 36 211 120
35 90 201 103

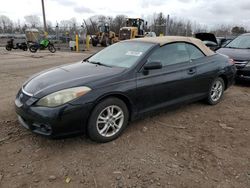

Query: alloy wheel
210 80 223 102
96 105 124 137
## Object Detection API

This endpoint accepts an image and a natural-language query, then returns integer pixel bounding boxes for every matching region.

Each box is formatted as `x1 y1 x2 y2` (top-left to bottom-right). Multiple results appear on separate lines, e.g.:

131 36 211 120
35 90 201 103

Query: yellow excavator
119 18 146 40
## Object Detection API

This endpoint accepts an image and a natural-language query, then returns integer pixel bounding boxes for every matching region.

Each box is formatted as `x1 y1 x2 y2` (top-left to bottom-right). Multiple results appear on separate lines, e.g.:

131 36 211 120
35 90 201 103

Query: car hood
23 62 126 98
217 47 250 61
195 33 218 44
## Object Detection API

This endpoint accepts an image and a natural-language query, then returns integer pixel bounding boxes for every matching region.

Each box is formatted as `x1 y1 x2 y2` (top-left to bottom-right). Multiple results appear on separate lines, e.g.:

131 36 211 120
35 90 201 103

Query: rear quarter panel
193 53 230 94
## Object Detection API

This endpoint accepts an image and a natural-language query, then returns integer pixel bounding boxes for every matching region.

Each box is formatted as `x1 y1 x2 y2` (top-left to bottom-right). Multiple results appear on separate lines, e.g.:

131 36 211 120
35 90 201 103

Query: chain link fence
0 26 88 51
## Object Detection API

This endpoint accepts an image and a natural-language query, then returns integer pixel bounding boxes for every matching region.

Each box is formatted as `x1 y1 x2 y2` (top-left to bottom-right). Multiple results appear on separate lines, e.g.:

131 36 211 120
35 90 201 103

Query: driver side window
147 43 190 66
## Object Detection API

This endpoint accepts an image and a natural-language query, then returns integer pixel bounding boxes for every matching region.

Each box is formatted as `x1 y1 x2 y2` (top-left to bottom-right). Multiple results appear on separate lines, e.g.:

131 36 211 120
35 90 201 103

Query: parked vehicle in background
91 23 117 47
5 39 28 51
216 37 234 48
29 39 56 53
25 28 40 43
217 33 250 80
145 32 157 37
15 36 235 143
119 18 146 40
195 33 219 51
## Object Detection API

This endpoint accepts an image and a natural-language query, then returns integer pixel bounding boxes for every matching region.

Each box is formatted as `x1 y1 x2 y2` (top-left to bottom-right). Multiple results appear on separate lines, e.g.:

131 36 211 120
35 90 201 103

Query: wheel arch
218 74 228 90
92 92 135 121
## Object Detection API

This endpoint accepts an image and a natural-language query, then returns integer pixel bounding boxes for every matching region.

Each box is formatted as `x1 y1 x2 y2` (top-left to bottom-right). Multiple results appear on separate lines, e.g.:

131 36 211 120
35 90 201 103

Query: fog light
41 124 52 132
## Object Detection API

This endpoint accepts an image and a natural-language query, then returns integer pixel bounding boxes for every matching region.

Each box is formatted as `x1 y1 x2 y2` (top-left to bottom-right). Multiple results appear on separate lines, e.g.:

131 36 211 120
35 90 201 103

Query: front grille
119 29 131 40
20 93 30 104
17 90 31 104
234 61 248 70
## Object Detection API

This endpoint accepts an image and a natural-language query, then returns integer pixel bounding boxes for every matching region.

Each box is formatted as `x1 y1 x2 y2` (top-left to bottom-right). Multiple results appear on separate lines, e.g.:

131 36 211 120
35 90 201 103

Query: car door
185 43 217 96
135 42 198 114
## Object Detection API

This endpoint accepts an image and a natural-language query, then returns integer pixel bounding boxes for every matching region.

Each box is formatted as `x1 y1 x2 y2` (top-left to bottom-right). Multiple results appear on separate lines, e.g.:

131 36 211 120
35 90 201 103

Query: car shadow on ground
235 80 250 87
27 101 207 149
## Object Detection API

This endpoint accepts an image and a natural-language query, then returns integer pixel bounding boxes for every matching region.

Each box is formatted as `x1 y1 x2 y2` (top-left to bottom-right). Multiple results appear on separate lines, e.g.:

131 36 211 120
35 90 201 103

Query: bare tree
60 19 72 31
1 12 245 38
210 25 232 37
0 15 13 33
112 15 127 34
24 15 41 27
154 12 166 35
191 21 208 34
97 15 107 24
168 18 188 36
46 20 55 34
69 17 78 33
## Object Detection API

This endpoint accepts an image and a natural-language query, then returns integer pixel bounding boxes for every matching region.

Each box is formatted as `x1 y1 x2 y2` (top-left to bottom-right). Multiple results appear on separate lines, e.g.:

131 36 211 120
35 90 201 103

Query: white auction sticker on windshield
126 51 143 56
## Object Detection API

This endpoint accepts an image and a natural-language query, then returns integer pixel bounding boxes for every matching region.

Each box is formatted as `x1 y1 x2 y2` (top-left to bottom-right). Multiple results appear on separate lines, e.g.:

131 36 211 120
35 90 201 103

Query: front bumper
15 97 93 138
236 67 250 80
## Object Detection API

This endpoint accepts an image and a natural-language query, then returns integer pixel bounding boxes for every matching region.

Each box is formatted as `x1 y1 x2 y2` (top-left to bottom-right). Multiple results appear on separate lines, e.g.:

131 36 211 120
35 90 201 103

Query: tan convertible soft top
130 36 215 56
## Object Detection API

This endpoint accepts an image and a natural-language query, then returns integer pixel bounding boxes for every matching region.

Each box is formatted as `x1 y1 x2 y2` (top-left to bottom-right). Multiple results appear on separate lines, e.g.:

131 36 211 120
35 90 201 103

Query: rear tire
23 46 28 51
87 98 129 143
92 39 98 47
109 38 113 45
101 37 108 47
207 77 225 105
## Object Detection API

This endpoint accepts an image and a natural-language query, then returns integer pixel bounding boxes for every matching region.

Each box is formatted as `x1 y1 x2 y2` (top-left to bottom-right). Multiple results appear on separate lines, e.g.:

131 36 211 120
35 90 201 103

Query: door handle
187 68 196 75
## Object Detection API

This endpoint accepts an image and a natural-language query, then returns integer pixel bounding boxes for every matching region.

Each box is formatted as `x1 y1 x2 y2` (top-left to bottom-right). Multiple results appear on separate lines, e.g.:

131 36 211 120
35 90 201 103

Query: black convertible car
15 36 236 142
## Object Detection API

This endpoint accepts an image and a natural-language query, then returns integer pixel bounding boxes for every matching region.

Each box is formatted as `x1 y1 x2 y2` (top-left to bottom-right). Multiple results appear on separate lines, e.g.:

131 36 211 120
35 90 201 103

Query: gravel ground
0 48 250 188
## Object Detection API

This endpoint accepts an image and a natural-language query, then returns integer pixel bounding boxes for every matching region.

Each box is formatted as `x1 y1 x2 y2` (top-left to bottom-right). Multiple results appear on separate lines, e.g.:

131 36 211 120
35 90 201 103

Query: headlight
246 61 250 67
36 86 91 107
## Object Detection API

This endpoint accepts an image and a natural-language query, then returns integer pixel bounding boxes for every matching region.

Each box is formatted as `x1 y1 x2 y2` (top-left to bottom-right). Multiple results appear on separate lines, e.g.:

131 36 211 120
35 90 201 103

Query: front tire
87 98 129 143
22 46 28 51
48 44 56 53
5 45 12 51
29 45 38 53
207 77 225 105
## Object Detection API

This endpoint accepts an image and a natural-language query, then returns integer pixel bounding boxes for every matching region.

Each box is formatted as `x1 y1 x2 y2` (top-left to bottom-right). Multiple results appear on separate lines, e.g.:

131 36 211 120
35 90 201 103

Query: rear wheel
5 45 12 51
207 77 225 105
92 38 98 47
29 45 38 53
101 37 108 47
23 46 28 51
109 38 113 45
48 44 56 53
87 98 129 143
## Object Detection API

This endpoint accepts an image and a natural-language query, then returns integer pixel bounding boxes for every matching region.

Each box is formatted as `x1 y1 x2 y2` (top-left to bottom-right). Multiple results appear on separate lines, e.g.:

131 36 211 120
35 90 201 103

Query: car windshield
225 35 250 49
87 41 155 68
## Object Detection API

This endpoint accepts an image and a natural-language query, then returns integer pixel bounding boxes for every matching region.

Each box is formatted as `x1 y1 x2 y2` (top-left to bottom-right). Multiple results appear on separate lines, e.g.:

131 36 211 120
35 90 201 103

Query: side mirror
144 62 162 70
145 21 148 26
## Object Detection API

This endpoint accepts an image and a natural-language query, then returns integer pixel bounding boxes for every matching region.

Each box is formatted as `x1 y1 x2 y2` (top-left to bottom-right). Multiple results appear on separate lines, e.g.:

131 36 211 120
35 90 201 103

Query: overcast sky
1 0 250 29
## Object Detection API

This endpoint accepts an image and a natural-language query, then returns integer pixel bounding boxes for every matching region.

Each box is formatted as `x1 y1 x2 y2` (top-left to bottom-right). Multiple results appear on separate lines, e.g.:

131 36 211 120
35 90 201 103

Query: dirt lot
0 48 250 188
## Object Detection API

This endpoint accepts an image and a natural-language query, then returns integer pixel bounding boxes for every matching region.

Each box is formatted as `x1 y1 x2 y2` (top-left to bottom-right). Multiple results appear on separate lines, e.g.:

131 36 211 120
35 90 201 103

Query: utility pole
165 14 170 36
56 22 59 41
41 0 47 33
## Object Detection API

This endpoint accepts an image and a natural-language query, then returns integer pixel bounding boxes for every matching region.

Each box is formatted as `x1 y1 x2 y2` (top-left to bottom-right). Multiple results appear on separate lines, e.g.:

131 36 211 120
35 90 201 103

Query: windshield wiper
226 46 250 49
85 60 112 67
